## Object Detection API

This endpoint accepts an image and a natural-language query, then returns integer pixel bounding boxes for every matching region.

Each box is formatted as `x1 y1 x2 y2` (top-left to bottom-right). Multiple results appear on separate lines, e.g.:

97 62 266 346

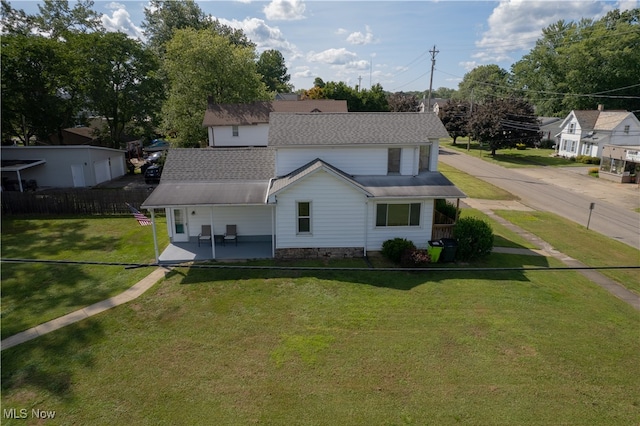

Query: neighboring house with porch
202 99 348 147
556 107 640 158
142 112 465 263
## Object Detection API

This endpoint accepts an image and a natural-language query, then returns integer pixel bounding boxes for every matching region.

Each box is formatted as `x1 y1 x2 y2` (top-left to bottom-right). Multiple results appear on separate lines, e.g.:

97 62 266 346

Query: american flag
126 203 152 226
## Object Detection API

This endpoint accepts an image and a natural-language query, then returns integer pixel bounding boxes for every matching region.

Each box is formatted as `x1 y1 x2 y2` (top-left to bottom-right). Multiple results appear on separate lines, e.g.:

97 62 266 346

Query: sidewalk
477 202 640 310
1 267 170 351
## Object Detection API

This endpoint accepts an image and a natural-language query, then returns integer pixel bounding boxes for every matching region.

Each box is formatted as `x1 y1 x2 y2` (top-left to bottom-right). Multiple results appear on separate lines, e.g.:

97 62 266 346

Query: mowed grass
2 258 639 425
439 162 517 200
495 210 640 295
0 216 168 339
442 138 584 168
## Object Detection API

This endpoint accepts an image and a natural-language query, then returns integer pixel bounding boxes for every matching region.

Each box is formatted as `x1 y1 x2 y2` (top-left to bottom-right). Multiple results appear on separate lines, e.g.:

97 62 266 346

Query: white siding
275 170 367 248
210 124 269 146
365 199 434 250
187 205 272 237
276 145 437 176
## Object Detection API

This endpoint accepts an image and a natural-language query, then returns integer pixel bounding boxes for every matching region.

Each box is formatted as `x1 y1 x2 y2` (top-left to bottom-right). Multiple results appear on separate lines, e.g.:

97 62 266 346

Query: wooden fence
1 189 153 216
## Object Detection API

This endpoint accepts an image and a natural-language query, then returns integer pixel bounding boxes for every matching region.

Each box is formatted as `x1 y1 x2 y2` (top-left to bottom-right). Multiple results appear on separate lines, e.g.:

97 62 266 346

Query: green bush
453 217 494 261
515 143 527 150
400 248 431 267
539 138 555 149
435 199 457 221
576 155 601 165
381 238 416 263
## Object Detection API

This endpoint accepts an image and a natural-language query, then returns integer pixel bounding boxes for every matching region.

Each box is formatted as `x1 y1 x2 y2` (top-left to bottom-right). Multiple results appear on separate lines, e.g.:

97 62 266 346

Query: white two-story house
142 112 465 262
202 99 348 147
556 107 640 158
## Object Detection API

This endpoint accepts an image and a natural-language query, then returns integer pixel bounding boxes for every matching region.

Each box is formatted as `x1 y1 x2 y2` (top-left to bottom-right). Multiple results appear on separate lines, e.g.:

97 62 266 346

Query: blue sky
12 0 639 92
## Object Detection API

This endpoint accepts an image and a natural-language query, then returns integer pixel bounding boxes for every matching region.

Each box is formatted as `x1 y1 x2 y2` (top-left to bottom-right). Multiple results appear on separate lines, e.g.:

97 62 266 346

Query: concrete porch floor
158 240 273 263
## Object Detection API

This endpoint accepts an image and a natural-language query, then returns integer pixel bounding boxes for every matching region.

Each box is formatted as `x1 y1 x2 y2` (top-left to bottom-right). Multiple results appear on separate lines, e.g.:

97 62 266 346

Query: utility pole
427 45 439 113
467 88 473 151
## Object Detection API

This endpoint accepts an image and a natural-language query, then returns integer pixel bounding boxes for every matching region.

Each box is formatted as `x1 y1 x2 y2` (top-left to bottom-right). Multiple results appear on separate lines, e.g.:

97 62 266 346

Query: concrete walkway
473 199 640 310
1 267 169 351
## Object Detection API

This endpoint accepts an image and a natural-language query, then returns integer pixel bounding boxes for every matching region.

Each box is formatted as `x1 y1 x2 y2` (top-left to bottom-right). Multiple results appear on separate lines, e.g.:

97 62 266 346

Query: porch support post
210 208 215 259
363 200 368 256
150 209 159 263
271 204 276 258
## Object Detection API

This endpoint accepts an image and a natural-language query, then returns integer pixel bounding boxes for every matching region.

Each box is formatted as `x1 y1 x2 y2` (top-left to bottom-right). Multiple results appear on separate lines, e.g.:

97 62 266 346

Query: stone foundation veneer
275 247 364 259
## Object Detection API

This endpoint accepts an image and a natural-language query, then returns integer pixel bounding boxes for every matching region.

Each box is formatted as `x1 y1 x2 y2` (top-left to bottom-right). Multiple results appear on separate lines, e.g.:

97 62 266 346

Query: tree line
2 1 637 150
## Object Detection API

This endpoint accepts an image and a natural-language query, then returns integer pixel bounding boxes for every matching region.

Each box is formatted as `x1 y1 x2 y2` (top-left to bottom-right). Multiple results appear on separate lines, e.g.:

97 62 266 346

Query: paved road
439 148 640 250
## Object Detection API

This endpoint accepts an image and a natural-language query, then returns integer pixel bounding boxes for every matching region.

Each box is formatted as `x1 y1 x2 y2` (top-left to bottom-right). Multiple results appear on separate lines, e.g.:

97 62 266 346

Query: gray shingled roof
202 100 348 127
268 112 449 146
160 148 275 182
141 148 275 207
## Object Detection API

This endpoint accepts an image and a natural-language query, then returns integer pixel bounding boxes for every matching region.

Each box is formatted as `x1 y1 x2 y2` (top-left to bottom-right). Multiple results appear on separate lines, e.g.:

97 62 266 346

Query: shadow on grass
1 319 103 399
171 252 550 291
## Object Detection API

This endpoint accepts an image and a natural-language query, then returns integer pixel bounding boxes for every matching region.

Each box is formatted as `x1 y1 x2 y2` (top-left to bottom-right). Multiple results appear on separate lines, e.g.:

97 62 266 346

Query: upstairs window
388 148 401 174
232 125 239 137
419 145 431 172
297 201 311 234
624 125 630 134
376 203 421 227
568 123 575 134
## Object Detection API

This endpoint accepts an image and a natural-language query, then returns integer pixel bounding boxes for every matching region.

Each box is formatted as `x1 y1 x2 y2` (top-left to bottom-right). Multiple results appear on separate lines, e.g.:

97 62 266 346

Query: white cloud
263 0 306 21
216 16 298 57
293 66 314 78
101 3 144 40
346 26 374 45
475 0 613 63
336 28 348 35
307 48 358 65
459 61 478 71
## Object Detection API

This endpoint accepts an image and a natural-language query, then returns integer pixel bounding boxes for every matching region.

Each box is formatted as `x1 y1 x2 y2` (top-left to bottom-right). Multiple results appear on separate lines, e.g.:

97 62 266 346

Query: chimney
597 104 604 111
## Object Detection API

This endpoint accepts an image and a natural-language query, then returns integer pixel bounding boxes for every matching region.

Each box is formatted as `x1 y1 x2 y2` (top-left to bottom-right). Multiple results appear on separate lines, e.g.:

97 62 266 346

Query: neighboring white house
202 99 348 147
1 145 126 191
556 107 640 158
142 112 466 262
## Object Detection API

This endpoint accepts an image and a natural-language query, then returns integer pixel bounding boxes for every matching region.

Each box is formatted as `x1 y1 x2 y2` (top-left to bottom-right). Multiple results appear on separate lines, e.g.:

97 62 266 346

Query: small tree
453 217 494 261
439 100 470 144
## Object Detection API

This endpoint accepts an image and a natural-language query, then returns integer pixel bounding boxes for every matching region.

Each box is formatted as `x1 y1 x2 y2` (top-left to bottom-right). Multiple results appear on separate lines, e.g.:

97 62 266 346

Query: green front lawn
2 257 638 425
0 216 168 339
439 162 517 200
442 138 584 168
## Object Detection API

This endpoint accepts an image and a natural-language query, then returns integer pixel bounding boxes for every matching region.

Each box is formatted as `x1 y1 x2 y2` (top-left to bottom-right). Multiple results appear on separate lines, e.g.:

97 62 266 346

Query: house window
569 123 575 134
419 145 431 172
388 148 401 174
232 125 239 137
376 203 421 227
297 201 311 234
624 125 630 134
570 141 576 153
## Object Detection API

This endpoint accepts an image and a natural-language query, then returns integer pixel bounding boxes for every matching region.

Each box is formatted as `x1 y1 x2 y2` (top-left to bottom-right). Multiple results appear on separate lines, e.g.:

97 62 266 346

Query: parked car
144 164 162 184
145 151 163 164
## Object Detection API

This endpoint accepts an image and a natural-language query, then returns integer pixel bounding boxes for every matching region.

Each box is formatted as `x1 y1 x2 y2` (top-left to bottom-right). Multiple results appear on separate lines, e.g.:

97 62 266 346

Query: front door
172 208 189 242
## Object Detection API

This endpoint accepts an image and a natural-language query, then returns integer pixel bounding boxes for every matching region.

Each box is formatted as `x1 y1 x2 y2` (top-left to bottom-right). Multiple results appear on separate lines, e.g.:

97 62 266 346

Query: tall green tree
162 28 268 146
1 34 80 145
142 0 253 57
256 49 292 93
439 100 471 144
33 0 102 38
511 9 640 116
468 97 540 156
78 32 163 148
457 65 511 105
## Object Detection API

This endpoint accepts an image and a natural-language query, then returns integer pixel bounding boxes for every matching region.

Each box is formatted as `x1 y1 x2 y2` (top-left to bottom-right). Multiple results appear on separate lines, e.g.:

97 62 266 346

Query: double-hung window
297 201 311 234
376 203 421 227
232 125 239 137
388 148 401 174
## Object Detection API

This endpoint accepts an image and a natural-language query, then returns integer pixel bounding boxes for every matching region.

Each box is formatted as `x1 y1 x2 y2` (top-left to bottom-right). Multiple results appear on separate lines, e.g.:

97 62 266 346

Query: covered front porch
158 237 273 264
